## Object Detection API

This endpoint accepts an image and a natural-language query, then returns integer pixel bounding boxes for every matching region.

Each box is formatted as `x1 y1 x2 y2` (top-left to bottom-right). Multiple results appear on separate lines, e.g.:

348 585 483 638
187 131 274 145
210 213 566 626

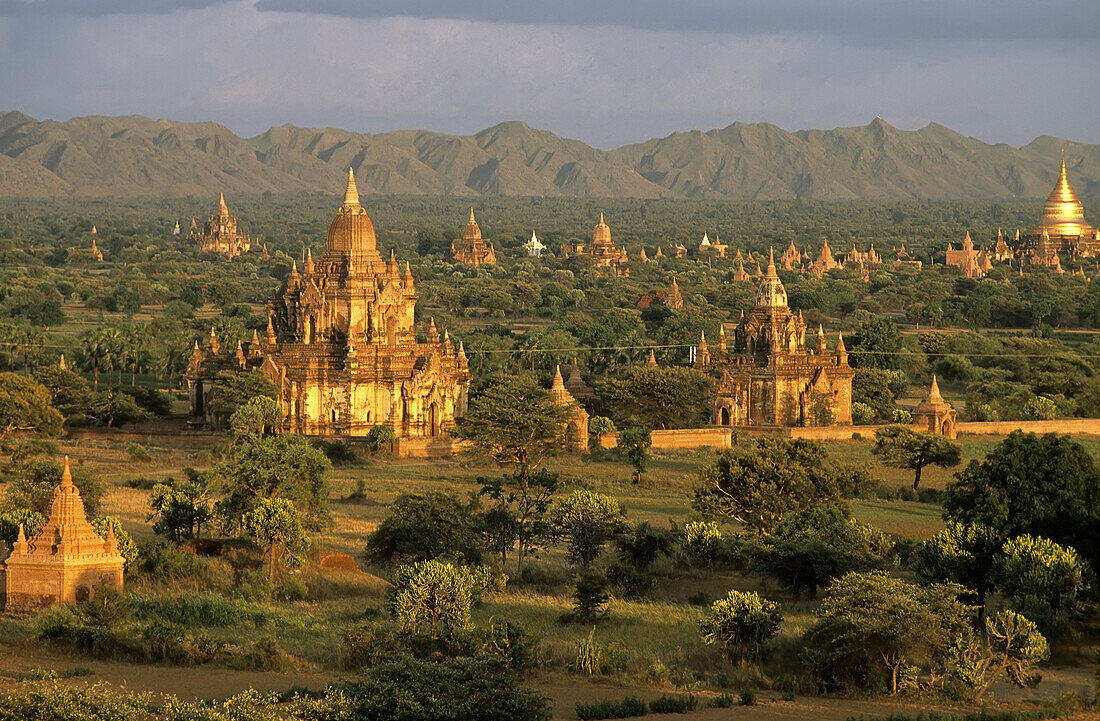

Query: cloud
254 0 1100 42
0 1 1097 148
0 0 231 16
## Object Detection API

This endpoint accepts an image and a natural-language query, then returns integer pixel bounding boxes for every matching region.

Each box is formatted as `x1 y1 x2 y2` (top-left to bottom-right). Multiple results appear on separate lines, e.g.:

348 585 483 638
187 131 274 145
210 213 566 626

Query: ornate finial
61 456 74 489
699 330 708 351
457 341 468 365
836 332 847 355
552 365 565 390
404 261 413 279
765 247 778 279
218 192 227 213
59 354 67 371
469 207 476 223
290 260 299 278
647 350 658 367
343 167 360 206
599 212 604 224
14 523 26 554
818 323 824 336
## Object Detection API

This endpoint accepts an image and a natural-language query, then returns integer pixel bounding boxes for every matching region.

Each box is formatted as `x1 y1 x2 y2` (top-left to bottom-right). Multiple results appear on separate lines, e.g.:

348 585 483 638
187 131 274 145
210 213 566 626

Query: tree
0 373 63 441
852 368 906 420
951 610 1048 699
549 490 628 570
751 506 889 598
388 559 478 639
4 458 106 516
33 365 92 420
851 317 905 370
607 522 674 599
211 433 331 532
452 373 569 480
86 387 152 427
617 427 651 485
872 425 961 489
210 370 278 418
700 590 783 664
0 509 46 544
910 522 1002 619
942 431 1100 569
478 468 558 574
366 492 481 567
148 472 212 543
599 366 713 429
803 571 970 695
229 395 282 438
90 516 137 568
694 437 871 535
998 535 1089 638
244 498 311 582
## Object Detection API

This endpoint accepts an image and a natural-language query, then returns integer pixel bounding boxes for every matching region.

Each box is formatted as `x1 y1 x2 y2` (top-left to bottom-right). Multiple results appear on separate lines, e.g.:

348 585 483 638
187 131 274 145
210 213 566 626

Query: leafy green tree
700 590 783 664
851 317 905 370
607 522 674 599
911 522 1002 619
942 431 1100 569
751 506 889 598
599 366 713 429
210 369 278 418
478 468 558 573
617 427 651 485
694 437 871 535
452 373 569 479
951 610 1048 699
90 516 137 568
0 509 46 544
148 472 212 543
566 570 611 624
363 424 398 453
549 490 629 570
33 365 92 420
244 498 311 582
229 395 282 437
0 373 63 441
211 433 331 532
998 535 1089 638
871 424 961 489
86 387 152 427
3 458 105 516
366 492 481 567
388 559 478 639
852 368 906 420
803 571 970 695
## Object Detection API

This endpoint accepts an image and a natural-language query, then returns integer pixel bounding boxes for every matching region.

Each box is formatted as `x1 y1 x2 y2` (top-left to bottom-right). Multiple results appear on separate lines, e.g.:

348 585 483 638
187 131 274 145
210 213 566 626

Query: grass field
1 428 1095 718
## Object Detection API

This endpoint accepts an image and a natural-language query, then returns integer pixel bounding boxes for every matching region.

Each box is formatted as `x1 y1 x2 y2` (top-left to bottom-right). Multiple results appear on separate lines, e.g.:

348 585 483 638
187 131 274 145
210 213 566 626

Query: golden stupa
1034 155 1093 238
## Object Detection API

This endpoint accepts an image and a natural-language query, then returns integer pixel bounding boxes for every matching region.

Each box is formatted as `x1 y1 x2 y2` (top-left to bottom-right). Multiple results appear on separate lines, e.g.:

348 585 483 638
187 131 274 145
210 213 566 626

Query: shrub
466 617 541 671
125 443 152 462
570 628 626 676
388 559 479 639
312 438 361 465
739 687 756 706
0 509 46 544
319 656 551 721
852 402 875 425
363 424 398 454
134 542 198 579
699 590 782 663
141 619 186 662
891 409 913 424
343 624 380 669
563 570 610 624
78 587 130 629
998 535 1088 638
648 695 696 713
709 694 734 708
91 517 137 568
576 696 648 719
682 520 723 567
246 636 295 672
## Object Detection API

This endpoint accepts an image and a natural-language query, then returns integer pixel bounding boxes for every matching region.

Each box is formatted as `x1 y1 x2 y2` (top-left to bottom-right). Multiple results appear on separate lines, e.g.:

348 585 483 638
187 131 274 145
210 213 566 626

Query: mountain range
0 111 1097 201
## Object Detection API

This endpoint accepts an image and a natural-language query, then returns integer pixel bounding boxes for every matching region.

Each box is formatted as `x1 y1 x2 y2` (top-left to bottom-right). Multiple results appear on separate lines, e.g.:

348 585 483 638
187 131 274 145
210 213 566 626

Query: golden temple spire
469 207 476 224
1035 154 1092 237
928 374 944 404
552 364 566 391
343 167 361 207
61 456 74 489
59 354 67 371
647 350 658 367
217 192 228 214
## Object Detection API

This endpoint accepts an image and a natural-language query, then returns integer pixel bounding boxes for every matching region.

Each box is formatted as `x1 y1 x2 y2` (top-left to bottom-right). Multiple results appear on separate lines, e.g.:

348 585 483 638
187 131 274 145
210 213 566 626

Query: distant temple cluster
187 170 469 439
190 193 252 259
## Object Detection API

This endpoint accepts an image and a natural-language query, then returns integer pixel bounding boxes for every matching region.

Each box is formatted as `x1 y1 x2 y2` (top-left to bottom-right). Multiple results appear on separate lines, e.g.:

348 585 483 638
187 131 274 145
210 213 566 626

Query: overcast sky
1 0 1097 148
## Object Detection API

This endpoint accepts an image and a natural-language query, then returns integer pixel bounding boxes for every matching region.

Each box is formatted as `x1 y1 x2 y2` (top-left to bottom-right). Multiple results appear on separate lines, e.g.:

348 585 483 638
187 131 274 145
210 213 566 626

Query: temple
1016 155 1099 260
911 375 957 439
449 209 497 265
637 279 684 310
562 213 629 275
693 249 852 427
190 193 252 259
945 232 993 278
187 170 470 439
1 457 125 610
550 365 589 451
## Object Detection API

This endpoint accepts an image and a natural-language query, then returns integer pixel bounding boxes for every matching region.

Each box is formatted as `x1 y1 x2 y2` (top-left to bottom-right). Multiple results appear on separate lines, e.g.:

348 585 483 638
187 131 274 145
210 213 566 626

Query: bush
708 694 734 708
464 617 541 671
998 535 1088 638
563 570 610 624
648 695 696 713
91 517 137 568
135 542 198 579
699 590 782 663
245 636 295 672
0 509 46 544
576 696 648 719
318 656 551 721
78 587 130 630
388 560 480 639
363 424 398 454
739 687 756 706
312 438 361 465
852 402 875 425
141 619 186 662
570 627 627 676
125 443 152 463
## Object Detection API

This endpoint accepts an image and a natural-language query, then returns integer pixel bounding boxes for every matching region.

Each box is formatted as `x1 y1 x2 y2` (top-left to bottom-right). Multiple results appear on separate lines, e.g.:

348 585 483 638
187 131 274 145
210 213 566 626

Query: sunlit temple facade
187 170 469 438
1016 156 1098 261
694 250 852 427
449 209 497 265
562 213 629 275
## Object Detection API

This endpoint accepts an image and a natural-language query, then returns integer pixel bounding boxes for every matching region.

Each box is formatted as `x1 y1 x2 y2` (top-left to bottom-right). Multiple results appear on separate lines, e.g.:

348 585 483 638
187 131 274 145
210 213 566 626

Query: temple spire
928 374 944 403
218 192 228 213
647 350 658 367
59 354 67 371
61 456 74 489
552 365 566 390
765 247 778 279
343 167 361 207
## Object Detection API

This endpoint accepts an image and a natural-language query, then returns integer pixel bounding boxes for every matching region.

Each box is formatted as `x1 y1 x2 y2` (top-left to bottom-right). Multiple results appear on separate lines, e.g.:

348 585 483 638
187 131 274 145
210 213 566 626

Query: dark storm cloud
252 0 1100 42
0 0 229 16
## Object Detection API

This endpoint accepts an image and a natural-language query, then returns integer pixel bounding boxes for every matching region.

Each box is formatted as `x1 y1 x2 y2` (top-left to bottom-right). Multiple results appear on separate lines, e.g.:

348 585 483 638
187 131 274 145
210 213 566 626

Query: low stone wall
753 418 1100 441
651 427 735 450
391 436 469 459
